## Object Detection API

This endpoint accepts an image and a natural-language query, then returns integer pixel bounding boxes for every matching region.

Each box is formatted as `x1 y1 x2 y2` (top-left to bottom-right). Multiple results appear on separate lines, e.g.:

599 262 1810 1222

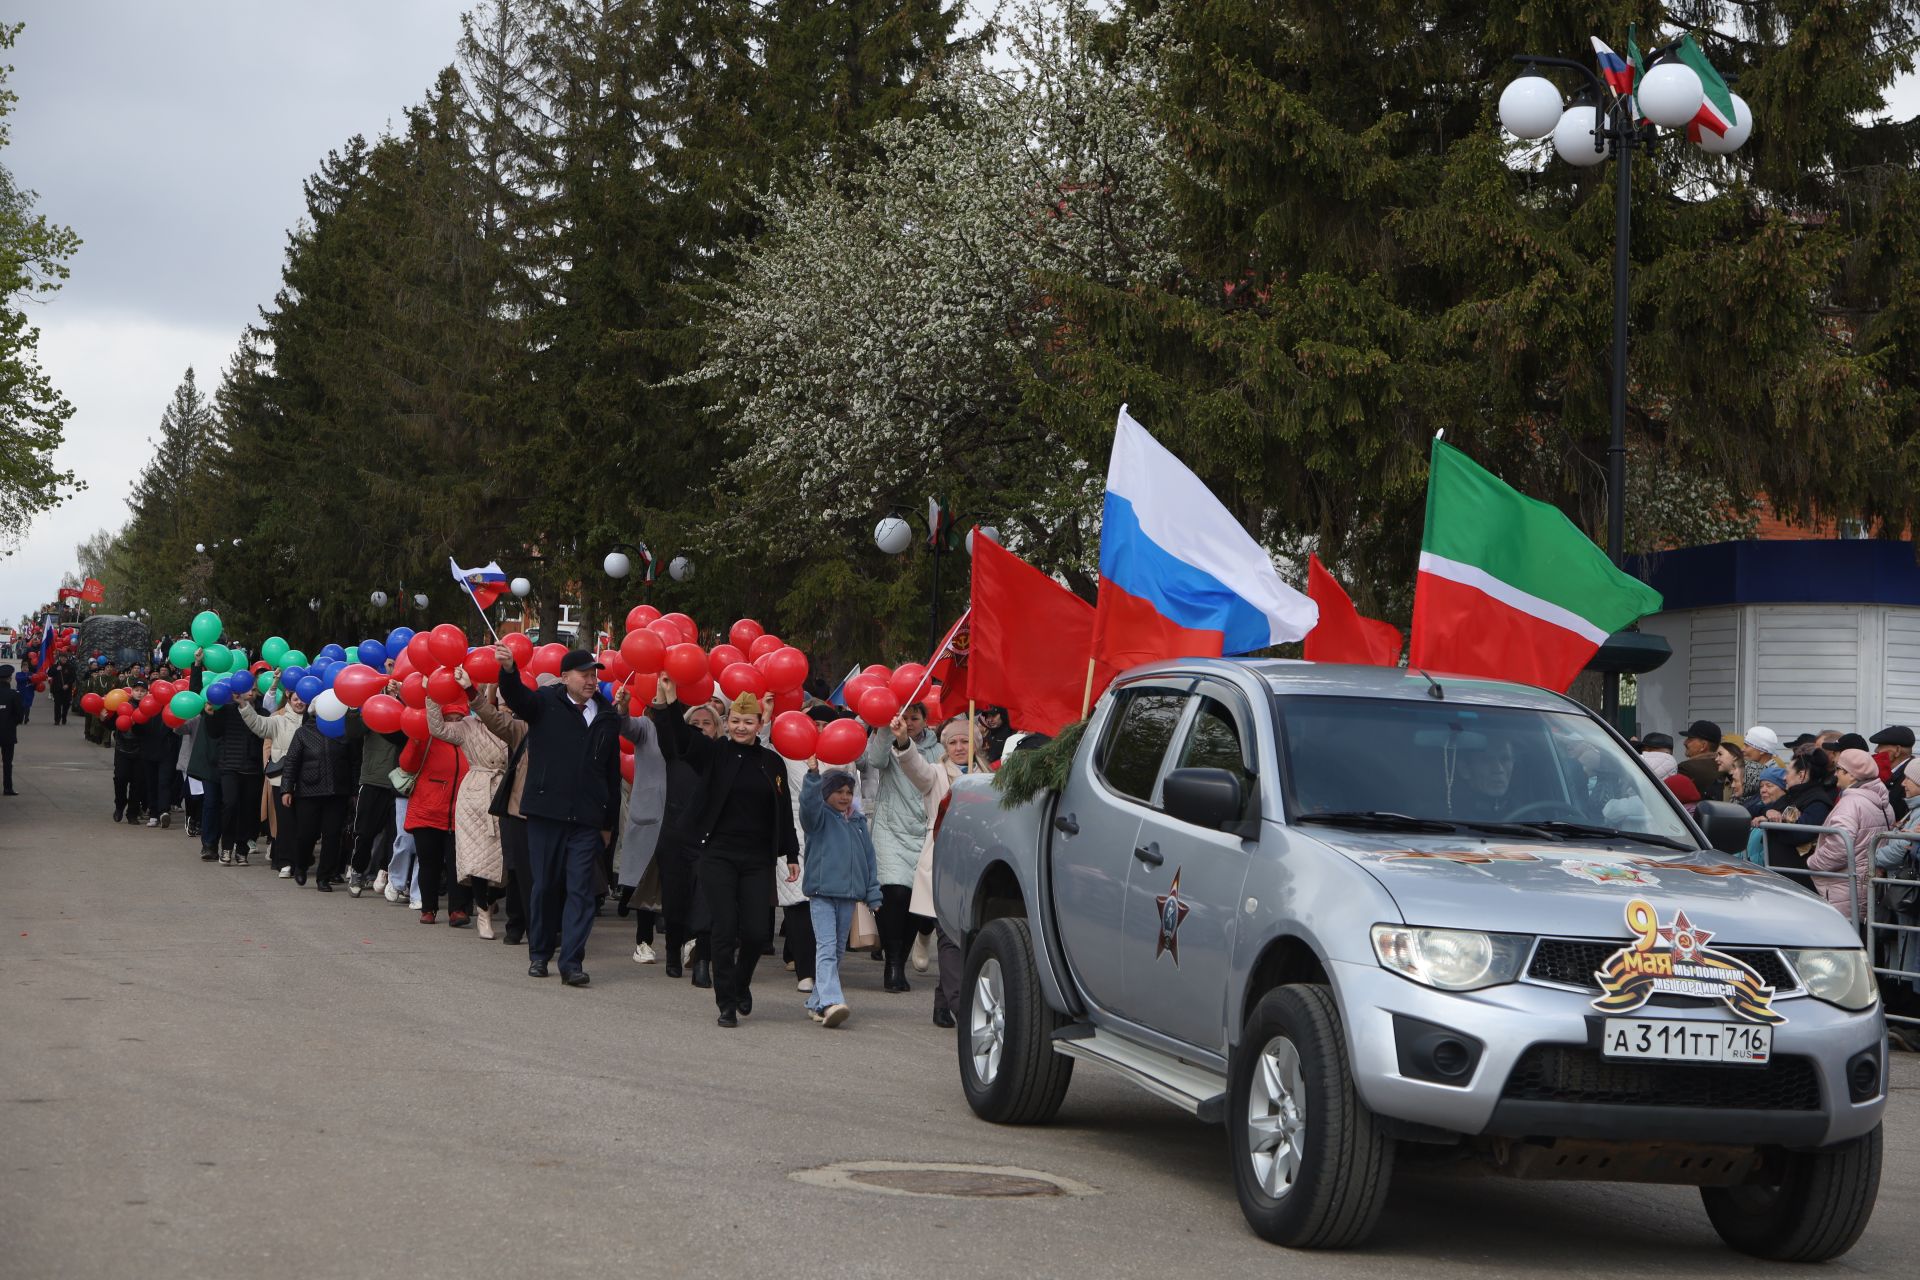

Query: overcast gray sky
0 4 1914 624
0 0 472 622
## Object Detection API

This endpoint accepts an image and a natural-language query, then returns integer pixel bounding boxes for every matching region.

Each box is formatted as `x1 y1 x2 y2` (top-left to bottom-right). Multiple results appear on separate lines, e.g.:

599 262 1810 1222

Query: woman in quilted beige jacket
426 671 510 937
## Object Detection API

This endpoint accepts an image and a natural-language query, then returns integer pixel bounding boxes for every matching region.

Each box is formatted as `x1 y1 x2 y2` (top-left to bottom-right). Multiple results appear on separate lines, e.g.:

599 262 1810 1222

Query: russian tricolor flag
1592 37 1634 97
1092 408 1317 679
450 557 509 609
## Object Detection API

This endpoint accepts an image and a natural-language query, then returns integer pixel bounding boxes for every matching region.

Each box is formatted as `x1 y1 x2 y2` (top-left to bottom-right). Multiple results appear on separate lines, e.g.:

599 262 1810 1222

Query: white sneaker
681 940 696 967
797 977 814 993
476 905 495 940
633 942 657 964
372 870 389 893
409 899 422 911
277 867 292 879
909 931 931 974
145 818 159 828
823 1003 850 1028
383 882 400 903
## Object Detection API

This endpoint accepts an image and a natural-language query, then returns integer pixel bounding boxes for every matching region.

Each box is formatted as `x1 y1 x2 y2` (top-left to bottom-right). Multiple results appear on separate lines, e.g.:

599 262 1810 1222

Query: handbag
388 767 418 797
849 902 879 951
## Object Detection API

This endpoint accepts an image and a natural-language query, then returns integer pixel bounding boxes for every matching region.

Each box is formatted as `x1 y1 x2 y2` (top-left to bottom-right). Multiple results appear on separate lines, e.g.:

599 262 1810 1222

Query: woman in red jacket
401 713 471 926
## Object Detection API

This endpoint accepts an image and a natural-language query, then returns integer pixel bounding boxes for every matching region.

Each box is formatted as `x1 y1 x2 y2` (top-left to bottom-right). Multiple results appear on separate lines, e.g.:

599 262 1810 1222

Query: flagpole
905 607 971 707
1079 657 1098 721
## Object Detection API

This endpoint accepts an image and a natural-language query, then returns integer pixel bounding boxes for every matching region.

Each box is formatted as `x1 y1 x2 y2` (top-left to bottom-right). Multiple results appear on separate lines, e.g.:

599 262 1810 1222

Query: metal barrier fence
1755 822 1860 924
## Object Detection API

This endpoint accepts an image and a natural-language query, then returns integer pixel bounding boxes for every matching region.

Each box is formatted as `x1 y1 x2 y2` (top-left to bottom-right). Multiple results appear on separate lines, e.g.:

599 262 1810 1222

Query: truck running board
1051 1026 1229 1124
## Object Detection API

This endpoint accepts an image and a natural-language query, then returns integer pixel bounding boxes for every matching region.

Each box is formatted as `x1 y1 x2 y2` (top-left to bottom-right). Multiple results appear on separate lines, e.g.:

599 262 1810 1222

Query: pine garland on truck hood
992 718 1088 809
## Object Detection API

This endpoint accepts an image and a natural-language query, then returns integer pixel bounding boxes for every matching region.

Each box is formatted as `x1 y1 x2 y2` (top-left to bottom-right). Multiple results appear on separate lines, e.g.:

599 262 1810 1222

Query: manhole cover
791 1160 1097 1200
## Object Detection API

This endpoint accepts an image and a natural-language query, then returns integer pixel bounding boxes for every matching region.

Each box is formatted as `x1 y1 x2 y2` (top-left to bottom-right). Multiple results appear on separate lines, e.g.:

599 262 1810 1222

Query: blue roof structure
1626 540 1920 612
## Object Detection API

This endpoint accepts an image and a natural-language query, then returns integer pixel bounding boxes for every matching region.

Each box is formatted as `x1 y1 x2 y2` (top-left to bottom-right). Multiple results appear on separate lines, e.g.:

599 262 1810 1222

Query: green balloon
201 643 234 673
168 690 206 719
277 649 308 671
256 671 275 693
167 638 198 670
344 646 359 664
260 636 289 666
190 610 223 646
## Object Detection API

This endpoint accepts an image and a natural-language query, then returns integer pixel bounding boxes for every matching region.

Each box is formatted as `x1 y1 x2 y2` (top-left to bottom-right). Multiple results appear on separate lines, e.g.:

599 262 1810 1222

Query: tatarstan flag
1674 34 1738 141
1409 440 1662 692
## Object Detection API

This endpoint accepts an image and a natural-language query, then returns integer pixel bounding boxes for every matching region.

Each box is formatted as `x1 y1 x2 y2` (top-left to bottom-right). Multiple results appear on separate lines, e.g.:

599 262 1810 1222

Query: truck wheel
1227 985 1393 1249
1701 1125 1882 1262
959 917 1073 1124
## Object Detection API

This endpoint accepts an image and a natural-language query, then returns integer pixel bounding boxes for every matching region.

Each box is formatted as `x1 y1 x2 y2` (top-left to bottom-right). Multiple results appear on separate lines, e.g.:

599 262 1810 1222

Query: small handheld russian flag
1592 37 1634 97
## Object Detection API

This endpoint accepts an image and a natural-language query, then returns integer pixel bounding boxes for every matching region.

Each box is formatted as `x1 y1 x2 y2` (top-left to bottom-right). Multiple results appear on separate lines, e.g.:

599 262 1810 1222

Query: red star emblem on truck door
1155 867 1191 964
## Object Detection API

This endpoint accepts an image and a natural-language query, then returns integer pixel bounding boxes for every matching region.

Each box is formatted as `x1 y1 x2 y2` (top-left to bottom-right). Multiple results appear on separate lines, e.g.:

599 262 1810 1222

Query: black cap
1639 732 1674 751
1870 725 1915 748
1681 720 1722 745
558 650 603 674
1788 732 1818 749
1837 732 1871 753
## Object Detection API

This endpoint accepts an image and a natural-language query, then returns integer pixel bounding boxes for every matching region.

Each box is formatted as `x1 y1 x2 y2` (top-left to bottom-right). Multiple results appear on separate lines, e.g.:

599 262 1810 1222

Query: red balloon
857 685 901 728
624 672 659 705
619 733 635 754
707 644 746 679
428 623 468 670
663 643 708 686
772 689 803 717
115 713 133 732
463 646 501 684
763 646 809 695
625 604 661 633
503 631 534 667
333 664 386 709
361 693 405 734
769 710 819 761
80 692 104 715
390 649 416 682
729 619 765 651
646 618 682 645
406 632 437 675
815 717 868 766
719 661 768 701
662 612 698 644
620 752 635 784
888 663 928 701
400 706 430 739
161 707 184 729
843 674 880 709
140 693 162 715
530 643 568 678
598 649 630 681
748 634 784 661
622 628 666 675
679 673 715 705
399 672 428 709
862 663 892 681
425 668 464 705
149 680 176 701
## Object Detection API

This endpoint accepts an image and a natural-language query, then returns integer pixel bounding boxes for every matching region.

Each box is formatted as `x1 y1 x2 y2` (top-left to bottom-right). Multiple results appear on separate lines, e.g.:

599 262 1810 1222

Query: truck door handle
1053 813 1079 837
1133 842 1163 867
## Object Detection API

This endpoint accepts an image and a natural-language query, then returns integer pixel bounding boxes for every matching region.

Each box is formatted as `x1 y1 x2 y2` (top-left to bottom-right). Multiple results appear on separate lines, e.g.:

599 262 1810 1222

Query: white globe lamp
1637 61 1704 129
966 525 1000 556
603 550 631 580
510 577 531 599
370 590 388 608
1498 75 1564 140
874 516 912 556
669 556 694 583
1552 105 1611 167
1695 93 1752 154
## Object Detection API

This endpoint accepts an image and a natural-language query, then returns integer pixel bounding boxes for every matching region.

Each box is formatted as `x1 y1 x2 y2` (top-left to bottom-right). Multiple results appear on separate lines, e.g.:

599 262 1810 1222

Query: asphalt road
3 714 1916 1279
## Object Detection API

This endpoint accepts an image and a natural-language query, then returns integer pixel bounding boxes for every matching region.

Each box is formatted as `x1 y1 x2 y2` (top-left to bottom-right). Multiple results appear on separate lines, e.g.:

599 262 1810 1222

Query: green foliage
994 717 1088 808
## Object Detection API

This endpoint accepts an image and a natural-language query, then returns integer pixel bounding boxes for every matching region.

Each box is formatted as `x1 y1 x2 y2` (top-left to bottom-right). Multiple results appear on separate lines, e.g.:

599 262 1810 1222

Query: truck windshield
1273 696 1696 846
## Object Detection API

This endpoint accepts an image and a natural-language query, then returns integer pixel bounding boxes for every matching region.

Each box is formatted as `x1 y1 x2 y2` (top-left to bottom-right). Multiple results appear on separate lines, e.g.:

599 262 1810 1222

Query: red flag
925 613 970 710
80 577 105 604
970 537 1099 735
1303 554 1402 667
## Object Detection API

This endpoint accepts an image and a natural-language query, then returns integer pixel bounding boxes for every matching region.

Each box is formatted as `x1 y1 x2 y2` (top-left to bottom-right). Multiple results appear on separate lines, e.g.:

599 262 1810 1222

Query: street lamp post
875 512 996 654
1498 40 1750 724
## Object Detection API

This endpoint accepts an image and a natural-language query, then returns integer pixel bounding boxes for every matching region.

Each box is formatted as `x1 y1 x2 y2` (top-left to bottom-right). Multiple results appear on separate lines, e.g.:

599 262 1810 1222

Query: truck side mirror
1163 767 1243 831
1692 800 1751 855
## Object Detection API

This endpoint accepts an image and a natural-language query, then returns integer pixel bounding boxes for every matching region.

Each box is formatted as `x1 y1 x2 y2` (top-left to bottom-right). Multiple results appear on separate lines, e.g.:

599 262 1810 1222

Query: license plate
1601 1018 1772 1064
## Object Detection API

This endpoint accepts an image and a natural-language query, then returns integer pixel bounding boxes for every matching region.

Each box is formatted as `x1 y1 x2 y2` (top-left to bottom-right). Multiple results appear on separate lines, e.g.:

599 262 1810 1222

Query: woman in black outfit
651 685 800 1027
1757 750 1838 892
279 709 355 890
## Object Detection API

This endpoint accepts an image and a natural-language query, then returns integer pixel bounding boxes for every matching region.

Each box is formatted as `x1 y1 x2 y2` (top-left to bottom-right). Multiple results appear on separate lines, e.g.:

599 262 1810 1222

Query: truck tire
959 917 1073 1124
1227 985 1393 1249
1700 1125 1882 1262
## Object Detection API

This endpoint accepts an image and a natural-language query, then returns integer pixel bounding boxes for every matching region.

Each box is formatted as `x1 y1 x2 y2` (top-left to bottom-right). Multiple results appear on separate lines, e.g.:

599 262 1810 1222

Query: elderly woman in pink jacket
893 714 976 1029
1809 747 1894 921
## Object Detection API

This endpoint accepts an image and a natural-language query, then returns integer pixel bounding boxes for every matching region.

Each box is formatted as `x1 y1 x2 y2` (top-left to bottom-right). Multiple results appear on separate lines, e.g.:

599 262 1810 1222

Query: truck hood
1308 829 1862 948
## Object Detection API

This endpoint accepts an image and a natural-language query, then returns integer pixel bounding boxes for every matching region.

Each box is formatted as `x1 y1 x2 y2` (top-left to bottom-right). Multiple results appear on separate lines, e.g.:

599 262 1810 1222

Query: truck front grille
1501 1046 1822 1111
1528 939 1796 992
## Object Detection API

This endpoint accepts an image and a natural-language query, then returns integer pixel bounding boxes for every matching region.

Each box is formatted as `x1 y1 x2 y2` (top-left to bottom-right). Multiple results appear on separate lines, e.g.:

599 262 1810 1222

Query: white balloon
603 550 631 580
873 515 912 556
312 689 346 721
1638 61 1704 129
1696 92 1752 154
1552 105 1611 167
1498 75 1563 140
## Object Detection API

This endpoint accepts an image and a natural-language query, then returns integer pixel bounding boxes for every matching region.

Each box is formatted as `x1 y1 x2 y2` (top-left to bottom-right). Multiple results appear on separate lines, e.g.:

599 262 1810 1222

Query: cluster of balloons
606 609 813 717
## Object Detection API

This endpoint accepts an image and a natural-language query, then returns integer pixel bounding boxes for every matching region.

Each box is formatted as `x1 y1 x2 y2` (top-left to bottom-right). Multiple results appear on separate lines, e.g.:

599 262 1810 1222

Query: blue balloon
225 671 254 695
598 681 614 701
386 626 416 654
319 663 341 688
294 675 324 703
316 715 346 739
358 638 387 669
318 643 346 662
281 664 307 688
206 680 233 707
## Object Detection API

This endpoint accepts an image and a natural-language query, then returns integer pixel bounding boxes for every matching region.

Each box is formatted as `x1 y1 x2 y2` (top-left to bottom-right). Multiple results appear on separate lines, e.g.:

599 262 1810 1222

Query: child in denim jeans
799 766 884 1027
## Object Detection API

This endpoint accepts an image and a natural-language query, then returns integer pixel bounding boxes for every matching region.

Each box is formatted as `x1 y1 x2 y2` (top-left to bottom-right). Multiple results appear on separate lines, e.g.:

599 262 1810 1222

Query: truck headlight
1786 949 1879 1011
1371 925 1530 992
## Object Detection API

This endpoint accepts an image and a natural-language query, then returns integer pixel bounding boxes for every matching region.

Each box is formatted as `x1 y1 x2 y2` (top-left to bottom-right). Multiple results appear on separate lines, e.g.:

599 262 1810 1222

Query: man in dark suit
495 646 622 987
0 665 19 795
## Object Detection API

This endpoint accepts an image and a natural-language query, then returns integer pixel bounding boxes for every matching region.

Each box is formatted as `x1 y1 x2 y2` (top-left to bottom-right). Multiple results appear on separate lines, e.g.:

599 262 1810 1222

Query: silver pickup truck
932 661 1886 1259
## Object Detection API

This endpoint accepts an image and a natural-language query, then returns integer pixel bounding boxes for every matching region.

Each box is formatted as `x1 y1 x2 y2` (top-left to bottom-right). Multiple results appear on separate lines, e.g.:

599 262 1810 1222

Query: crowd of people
65 638 1024 1032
